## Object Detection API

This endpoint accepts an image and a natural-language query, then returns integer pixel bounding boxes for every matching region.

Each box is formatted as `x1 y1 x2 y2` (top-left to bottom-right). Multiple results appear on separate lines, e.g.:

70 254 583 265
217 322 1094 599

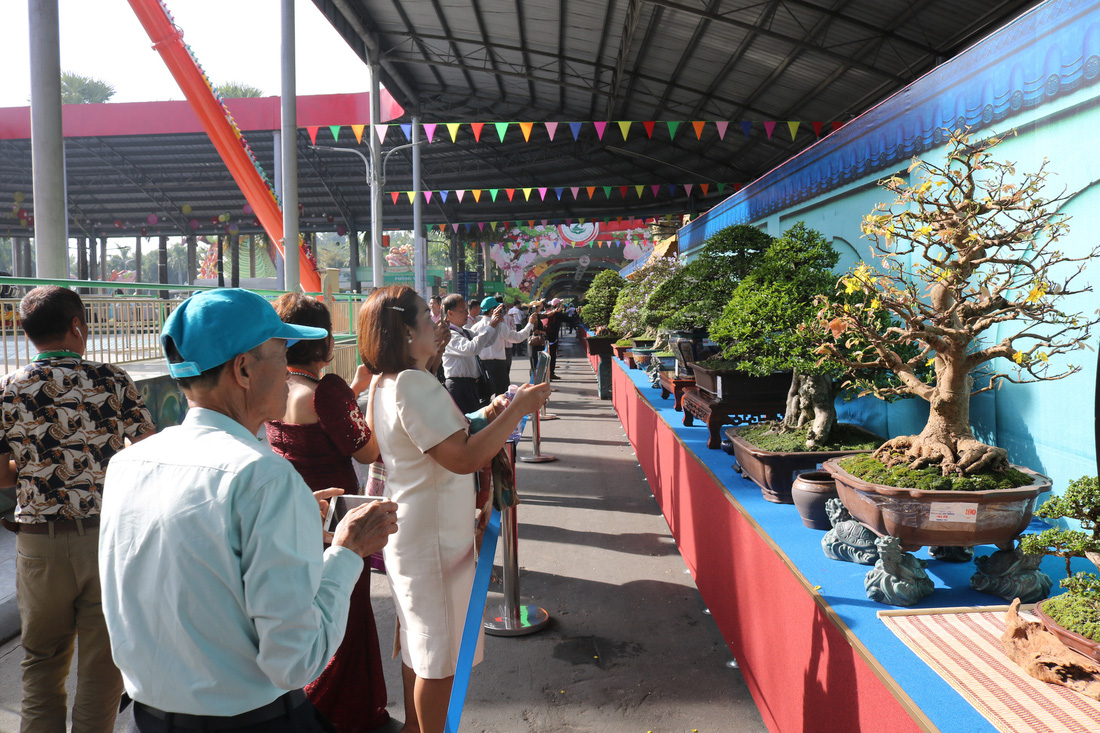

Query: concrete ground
0 334 766 732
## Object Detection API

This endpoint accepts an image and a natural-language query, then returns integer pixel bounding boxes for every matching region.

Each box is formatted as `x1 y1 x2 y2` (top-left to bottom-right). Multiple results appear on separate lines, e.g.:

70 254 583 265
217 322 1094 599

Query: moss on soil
838 454 1032 492
653 351 675 358
738 422 882 452
695 357 741 370
614 339 633 347
1044 593 1100 643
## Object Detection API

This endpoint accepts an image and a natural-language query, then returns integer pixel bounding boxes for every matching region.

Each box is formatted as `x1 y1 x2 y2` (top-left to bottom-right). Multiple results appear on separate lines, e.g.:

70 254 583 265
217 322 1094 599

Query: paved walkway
0 335 766 732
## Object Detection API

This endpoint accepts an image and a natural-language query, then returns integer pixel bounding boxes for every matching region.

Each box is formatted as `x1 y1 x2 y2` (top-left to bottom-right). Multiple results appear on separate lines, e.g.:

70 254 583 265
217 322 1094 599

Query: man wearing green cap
99 289 398 732
477 296 537 395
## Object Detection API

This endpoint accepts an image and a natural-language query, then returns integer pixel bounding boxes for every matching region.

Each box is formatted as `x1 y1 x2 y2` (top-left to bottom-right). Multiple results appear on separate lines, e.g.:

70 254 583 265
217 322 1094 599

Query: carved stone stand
821 498 880 565
658 371 694 412
864 536 935 606
970 542 1053 603
682 387 782 450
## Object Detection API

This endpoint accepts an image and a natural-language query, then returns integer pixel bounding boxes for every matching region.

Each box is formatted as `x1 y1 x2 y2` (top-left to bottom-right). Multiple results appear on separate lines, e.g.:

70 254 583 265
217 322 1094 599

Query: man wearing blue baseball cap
99 289 398 732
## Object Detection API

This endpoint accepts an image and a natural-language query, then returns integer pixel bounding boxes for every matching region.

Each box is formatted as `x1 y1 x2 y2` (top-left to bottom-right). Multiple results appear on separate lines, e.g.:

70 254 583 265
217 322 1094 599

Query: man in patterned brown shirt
0 286 155 733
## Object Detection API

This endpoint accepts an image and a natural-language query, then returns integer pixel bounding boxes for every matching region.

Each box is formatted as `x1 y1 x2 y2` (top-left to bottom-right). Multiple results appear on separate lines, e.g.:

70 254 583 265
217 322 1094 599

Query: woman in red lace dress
266 293 389 732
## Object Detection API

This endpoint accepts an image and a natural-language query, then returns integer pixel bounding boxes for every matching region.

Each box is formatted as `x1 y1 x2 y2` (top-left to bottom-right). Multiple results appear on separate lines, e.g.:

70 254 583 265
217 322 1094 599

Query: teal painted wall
679 0 1100 493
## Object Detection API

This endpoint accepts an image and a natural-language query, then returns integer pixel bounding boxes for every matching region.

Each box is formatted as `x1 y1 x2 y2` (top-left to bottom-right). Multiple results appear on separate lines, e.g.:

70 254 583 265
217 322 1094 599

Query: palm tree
60 72 115 104
215 82 265 98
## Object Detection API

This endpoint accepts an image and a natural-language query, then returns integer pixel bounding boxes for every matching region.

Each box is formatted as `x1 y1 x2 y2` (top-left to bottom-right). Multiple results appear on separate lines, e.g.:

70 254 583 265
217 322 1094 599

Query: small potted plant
612 338 634 365
580 270 625 356
647 224 772 376
709 222 891 503
814 129 1098 601
1020 476 1100 662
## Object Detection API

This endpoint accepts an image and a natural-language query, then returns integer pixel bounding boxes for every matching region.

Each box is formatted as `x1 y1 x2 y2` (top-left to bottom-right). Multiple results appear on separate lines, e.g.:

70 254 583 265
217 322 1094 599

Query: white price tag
928 501 978 523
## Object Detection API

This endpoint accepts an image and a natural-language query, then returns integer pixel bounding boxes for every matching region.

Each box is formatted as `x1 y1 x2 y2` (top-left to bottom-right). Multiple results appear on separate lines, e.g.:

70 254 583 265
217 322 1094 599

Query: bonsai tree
650 224 772 333
580 269 626 332
610 256 682 338
709 222 842 447
1021 476 1100 639
817 129 1100 475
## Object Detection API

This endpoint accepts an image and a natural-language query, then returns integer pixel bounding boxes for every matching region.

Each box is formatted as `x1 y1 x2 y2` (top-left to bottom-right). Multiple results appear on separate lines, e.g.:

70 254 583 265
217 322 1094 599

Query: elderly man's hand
332 499 398 558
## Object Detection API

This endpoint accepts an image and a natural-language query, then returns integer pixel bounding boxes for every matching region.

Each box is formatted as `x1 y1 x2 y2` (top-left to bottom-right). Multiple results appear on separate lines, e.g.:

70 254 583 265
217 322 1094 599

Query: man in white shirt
477 297 536 395
100 289 398 732
507 299 526 356
441 293 501 413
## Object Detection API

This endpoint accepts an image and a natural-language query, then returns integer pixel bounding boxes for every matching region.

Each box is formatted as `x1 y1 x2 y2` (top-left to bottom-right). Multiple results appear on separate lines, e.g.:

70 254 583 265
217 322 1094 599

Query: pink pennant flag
594 121 608 140
538 187 547 200
651 184 660 197
423 123 437 143
375 124 389 144
541 220 547 226
715 121 728 140
684 184 693 196
455 189 466 202
763 121 776 139
452 223 459 232
424 191 433 204
478 222 485 231
544 121 558 141
570 187 580 199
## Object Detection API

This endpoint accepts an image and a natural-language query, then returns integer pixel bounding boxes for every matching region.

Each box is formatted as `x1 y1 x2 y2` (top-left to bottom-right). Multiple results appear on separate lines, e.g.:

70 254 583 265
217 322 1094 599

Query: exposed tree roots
872 434 1009 476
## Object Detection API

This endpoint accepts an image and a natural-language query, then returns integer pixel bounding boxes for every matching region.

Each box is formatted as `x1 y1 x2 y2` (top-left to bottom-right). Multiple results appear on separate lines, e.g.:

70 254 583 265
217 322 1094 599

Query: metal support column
368 61 384 288
280 0 299 293
88 237 97 281
272 131 285 290
100 237 107 280
186 234 197 285
412 116 426 300
134 235 142 289
348 219 360 292
28 0 67 279
230 233 240 288
158 235 168 299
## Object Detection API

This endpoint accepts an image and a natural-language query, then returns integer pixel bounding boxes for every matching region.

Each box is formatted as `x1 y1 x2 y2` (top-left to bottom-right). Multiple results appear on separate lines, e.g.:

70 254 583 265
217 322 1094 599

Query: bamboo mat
879 606 1100 733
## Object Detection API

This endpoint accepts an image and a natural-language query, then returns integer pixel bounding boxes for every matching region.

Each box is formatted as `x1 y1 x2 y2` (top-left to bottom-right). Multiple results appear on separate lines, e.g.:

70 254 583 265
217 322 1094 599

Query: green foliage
60 71 115 104
580 270 625 329
655 224 772 333
710 222 837 375
614 338 633 347
1022 476 1100 595
738 422 883 452
839 454 1032 491
215 82 265 98
1042 592 1100 643
610 257 681 336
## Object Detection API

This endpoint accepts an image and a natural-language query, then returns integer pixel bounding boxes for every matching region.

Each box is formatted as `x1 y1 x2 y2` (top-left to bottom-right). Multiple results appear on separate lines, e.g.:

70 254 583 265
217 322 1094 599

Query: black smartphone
324 495 377 533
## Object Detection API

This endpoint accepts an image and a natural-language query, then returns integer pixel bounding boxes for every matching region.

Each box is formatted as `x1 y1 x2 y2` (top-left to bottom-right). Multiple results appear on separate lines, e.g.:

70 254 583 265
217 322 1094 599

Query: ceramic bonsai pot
726 425 882 504
1035 599 1100 664
584 336 615 357
631 338 656 349
611 344 631 360
823 457 1050 552
791 471 838 529
668 331 719 375
655 354 677 371
687 365 791 403
632 347 659 367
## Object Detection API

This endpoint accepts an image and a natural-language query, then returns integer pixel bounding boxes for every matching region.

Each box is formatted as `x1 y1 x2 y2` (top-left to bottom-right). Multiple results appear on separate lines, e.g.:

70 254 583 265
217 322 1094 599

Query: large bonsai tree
709 222 842 447
580 269 626 331
818 129 1100 475
610 256 681 337
648 224 772 333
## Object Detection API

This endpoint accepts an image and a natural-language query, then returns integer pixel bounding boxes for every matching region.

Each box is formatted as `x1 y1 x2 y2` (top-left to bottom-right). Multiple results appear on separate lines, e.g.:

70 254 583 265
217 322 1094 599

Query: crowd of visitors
1 284 560 733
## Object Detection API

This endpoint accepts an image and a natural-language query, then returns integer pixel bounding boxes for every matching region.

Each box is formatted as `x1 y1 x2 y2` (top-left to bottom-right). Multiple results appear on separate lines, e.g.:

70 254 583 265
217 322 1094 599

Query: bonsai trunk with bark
782 371 837 449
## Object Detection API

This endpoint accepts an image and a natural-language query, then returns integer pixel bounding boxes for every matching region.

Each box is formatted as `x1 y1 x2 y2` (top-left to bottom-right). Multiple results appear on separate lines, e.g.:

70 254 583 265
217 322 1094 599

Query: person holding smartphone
358 285 550 733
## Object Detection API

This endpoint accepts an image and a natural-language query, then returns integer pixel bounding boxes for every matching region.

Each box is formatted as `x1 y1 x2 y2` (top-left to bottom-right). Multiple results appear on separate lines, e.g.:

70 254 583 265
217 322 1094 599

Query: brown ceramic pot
1035 599 1100 664
790 471 839 529
823 457 1050 552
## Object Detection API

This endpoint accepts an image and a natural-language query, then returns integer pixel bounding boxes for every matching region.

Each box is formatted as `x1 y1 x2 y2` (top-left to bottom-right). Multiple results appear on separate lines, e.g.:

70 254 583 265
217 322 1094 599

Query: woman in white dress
357 285 549 733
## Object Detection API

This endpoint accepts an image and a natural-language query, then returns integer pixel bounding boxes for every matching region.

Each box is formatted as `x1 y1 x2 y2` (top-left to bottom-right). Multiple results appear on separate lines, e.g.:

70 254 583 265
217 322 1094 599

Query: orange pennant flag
700 183 710 196
506 188 515 201
472 189 482 202
519 122 534 141
351 124 365 143
586 186 596 199
692 120 706 139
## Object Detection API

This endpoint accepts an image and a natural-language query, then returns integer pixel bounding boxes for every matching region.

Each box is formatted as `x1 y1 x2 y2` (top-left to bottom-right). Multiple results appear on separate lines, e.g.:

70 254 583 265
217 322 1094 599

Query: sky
1 0 371 108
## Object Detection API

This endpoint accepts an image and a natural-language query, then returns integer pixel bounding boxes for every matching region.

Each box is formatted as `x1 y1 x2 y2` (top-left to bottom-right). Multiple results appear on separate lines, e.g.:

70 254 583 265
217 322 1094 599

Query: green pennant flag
494 122 510 142
666 121 680 139
489 188 499 201
602 186 612 199
329 125 341 141
718 182 727 193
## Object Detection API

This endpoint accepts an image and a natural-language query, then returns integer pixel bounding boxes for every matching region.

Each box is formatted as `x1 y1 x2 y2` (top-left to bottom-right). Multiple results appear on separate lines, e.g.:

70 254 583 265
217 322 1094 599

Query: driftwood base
1002 598 1100 700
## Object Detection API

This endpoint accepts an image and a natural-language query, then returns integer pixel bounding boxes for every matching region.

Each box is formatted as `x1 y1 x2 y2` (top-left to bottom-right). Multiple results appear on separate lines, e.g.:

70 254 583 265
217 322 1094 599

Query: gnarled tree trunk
781 371 837 449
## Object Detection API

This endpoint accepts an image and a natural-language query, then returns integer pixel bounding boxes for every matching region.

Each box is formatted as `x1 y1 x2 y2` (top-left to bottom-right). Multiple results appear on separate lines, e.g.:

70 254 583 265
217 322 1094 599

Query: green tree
580 270 626 330
60 71 115 104
215 82 265 98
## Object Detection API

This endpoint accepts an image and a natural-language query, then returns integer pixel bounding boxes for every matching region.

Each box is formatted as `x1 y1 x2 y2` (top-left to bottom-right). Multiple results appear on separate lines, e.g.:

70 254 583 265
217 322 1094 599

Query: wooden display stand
658 370 694 412
681 386 782 449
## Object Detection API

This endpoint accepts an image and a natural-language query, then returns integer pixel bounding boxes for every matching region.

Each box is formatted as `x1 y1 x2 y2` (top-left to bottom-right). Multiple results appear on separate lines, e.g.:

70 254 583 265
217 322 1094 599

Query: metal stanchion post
519 407 557 463
485 441 550 636
539 344 558 420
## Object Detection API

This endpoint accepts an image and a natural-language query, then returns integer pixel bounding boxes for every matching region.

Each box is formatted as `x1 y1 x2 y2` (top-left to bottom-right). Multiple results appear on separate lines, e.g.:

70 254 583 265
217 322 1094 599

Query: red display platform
612 362 931 733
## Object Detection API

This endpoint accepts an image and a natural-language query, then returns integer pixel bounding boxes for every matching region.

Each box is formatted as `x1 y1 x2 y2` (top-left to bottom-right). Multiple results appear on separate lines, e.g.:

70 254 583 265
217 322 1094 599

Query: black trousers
482 358 511 396
133 698 334 732
549 341 559 376
445 377 485 415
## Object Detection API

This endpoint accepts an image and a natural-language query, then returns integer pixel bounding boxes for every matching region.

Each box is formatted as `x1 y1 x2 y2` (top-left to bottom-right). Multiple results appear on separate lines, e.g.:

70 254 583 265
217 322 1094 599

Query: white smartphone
324 495 377 533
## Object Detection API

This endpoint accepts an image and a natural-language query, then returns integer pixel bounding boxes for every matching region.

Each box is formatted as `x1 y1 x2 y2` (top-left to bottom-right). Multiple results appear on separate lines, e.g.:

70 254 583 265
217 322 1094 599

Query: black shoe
550 374 561 380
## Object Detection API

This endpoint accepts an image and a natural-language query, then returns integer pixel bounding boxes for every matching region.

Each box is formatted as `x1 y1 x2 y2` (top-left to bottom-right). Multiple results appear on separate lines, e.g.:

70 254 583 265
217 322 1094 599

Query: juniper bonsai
580 270 626 331
817 129 1100 476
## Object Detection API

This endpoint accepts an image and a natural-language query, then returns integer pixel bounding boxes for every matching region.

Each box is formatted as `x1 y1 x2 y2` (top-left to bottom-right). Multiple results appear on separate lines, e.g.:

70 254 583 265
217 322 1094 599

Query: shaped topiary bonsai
650 224 772 334
610 256 681 338
1021 476 1100 641
817 129 1100 476
580 269 626 332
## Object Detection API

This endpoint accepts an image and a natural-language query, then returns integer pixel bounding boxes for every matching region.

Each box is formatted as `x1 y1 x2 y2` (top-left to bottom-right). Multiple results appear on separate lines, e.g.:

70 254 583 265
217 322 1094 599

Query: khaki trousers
16 525 123 733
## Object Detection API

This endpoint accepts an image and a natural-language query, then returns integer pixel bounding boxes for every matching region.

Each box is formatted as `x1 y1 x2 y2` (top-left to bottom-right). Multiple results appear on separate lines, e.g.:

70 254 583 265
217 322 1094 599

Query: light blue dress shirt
99 407 364 716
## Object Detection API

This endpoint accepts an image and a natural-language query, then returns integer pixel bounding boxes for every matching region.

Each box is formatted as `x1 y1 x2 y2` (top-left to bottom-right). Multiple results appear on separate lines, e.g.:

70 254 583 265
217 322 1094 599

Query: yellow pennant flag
522 188 532 201
446 123 460 142
617 121 632 140
351 124 365 143
788 121 801 140
405 191 415 203
635 185 644 197
519 122 534 141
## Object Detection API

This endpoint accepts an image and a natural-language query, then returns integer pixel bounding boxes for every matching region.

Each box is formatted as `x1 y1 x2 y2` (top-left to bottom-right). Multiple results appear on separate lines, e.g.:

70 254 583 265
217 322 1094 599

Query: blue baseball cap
161 289 328 379
480 296 501 311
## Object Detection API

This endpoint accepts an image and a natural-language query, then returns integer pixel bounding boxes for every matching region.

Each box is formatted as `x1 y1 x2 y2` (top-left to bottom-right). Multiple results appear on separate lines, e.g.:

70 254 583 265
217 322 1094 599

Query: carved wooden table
682 387 783 450
659 371 695 412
